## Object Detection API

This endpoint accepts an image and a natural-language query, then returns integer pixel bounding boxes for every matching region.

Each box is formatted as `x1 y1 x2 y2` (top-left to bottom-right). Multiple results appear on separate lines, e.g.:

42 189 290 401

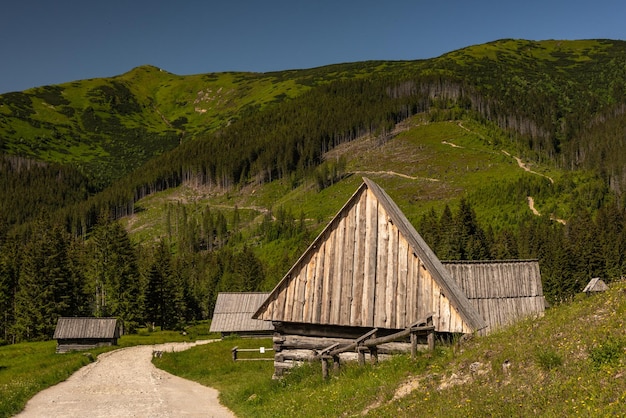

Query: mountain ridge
1 40 626 338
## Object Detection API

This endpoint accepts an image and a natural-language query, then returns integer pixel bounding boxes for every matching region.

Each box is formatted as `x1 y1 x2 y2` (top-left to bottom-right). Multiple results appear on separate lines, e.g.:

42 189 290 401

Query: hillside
2 39 626 344
154 279 626 417
2 39 626 226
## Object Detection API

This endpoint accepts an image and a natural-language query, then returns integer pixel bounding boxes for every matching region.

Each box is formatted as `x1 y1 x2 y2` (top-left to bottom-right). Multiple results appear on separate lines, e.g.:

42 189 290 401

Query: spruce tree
145 239 184 330
87 214 143 330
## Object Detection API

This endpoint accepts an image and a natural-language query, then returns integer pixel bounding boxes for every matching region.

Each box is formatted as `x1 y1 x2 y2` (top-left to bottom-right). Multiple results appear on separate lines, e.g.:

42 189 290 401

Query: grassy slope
3 39 618 183
0 67 309 183
121 113 594 285
155 281 626 417
0 60 411 177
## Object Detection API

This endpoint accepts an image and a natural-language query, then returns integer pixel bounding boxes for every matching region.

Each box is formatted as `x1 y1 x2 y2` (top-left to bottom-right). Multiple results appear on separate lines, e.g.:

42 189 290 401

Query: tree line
418 199 626 303
0 202 308 344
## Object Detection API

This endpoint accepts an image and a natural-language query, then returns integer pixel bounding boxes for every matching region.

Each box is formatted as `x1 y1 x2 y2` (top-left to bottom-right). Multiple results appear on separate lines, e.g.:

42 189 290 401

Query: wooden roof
209 292 274 333
443 260 545 334
254 178 487 333
53 317 120 339
583 277 608 293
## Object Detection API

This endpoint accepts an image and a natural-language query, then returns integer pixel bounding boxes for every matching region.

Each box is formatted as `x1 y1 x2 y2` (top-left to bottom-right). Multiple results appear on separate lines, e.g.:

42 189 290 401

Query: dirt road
16 341 235 418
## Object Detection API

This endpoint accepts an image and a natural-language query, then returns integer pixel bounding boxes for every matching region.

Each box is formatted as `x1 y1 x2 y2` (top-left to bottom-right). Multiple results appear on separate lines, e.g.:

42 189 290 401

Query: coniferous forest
2 39 626 343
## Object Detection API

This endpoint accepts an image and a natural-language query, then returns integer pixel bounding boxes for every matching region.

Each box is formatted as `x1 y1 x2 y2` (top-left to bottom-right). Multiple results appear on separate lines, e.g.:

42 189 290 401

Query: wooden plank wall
257 189 472 333
443 261 545 334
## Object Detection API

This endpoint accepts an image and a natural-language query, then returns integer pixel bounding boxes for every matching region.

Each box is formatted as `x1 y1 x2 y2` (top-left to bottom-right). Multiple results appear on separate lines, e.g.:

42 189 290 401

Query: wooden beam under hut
317 314 434 378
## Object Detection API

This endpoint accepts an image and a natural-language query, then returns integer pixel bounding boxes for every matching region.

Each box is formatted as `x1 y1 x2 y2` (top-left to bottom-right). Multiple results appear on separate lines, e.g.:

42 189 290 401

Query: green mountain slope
2 39 625 205
2 39 626 343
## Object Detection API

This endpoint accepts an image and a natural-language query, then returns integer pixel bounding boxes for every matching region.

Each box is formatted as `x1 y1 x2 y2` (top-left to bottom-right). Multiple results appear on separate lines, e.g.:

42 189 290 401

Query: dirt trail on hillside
16 341 234 418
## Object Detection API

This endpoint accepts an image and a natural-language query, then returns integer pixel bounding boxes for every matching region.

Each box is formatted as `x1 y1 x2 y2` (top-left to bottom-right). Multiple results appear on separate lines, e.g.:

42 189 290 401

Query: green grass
156 281 626 417
6 282 626 417
0 340 92 417
0 322 218 418
154 337 431 417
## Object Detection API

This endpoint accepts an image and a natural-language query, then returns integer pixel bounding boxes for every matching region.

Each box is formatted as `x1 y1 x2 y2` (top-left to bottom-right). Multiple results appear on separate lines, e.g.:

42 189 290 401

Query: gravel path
16 341 235 418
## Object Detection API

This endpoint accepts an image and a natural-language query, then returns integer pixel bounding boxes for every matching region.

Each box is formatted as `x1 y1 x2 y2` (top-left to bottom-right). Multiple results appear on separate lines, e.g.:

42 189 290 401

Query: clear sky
1 0 625 94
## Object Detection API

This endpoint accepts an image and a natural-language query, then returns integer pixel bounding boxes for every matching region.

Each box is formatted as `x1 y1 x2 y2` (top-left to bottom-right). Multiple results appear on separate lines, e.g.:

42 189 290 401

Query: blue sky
1 0 625 94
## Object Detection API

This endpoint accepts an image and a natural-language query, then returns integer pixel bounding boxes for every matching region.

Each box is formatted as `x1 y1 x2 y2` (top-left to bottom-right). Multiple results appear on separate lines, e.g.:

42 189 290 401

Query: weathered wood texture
583 277 608 293
443 260 545 335
254 178 485 334
54 317 120 339
209 292 274 335
54 317 121 353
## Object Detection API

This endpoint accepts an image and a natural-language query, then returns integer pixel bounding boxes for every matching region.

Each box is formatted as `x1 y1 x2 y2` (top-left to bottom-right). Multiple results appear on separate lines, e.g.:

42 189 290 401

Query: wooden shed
209 292 274 337
583 277 608 294
53 317 121 353
254 178 487 375
442 260 545 335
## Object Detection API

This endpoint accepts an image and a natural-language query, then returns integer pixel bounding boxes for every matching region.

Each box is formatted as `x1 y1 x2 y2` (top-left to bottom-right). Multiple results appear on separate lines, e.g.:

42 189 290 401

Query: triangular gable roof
53 317 120 339
254 178 486 332
209 292 274 333
583 277 608 293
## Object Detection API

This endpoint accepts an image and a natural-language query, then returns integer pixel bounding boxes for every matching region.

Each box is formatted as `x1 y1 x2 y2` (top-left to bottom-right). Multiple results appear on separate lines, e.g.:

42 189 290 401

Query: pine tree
87 214 143 330
232 245 265 291
0 236 20 343
145 239 184 330
13 218 73 341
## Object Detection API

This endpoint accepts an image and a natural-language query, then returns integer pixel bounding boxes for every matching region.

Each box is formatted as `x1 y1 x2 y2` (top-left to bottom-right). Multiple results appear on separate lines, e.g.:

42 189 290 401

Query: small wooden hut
442 260 545 335
254 178 487 376
583 277 608 295
209 292 274 337
53 317 121 353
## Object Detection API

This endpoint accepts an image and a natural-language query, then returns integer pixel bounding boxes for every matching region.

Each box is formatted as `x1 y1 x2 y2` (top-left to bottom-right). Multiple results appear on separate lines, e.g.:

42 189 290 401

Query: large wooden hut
443 260 545 335
53 317 121 353
254 178 487 375
209 292 274 337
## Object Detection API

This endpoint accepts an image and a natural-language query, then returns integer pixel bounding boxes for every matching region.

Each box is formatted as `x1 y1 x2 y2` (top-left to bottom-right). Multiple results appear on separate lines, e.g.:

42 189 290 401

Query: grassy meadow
0 322 218 418
156 281 626 417
3 283 626 417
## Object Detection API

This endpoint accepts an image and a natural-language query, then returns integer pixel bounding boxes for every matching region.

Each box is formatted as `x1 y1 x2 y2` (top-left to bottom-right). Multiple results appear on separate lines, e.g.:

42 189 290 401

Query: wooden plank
321 229 335 324
284 269 297 322
341 203 357 325
312 241 326 323
431 274 441 330
449 306 462 333
294 263 308 321
362 189 378 326
396 236 409 327
303 252 316 323
330 215 346 324
375 202 389 328
386 224 399 328
418 262 432 320
439 292 450 332
350 190 367 326
407 252 418 323
274 284 288 320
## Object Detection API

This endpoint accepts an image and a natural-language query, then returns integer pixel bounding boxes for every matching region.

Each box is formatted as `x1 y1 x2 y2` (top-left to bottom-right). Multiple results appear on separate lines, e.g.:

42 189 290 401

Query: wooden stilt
322 357 329 379
333 355 340 374
370 346 378 365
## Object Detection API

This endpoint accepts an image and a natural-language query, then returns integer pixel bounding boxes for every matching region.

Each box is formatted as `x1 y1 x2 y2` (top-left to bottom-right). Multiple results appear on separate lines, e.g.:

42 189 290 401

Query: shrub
535 347 563 371
589 336 624 369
